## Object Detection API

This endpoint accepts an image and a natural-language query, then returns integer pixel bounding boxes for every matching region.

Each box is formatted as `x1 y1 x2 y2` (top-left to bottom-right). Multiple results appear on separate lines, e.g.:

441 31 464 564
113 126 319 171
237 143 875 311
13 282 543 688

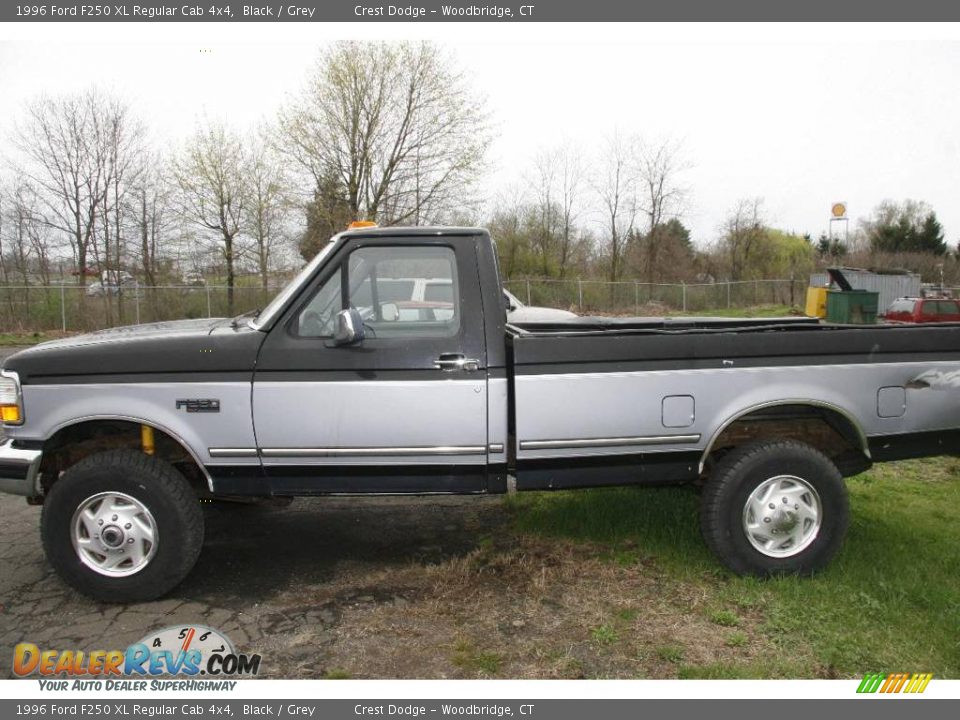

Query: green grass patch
708 609 741 627
655 645 684 663
725 632 748 648
670 304 800 319
452 640 503 676
0 331 61 346
590 624 619 646
506 457 960 677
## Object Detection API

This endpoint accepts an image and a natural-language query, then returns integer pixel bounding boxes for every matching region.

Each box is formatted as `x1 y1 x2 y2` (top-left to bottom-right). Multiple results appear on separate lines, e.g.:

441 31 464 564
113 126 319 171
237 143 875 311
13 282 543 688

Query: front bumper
0 438 43 498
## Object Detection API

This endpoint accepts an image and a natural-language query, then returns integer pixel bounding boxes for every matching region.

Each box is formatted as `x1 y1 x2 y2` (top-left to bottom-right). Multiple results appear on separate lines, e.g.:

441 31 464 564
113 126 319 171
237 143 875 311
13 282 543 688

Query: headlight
0 370 23 425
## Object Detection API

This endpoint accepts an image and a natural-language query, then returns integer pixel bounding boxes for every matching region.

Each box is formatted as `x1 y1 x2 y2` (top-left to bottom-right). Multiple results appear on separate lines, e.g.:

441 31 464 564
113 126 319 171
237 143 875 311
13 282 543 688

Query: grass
671 304 800 318
591 624 620 646
452 640 503 676
0 331 65 346
506 457 960 678
708 610 741 627
656 645 685 663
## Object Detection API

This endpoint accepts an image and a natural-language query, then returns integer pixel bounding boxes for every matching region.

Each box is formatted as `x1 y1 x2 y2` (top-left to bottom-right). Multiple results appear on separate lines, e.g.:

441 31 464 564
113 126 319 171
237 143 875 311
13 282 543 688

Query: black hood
4 318 266 383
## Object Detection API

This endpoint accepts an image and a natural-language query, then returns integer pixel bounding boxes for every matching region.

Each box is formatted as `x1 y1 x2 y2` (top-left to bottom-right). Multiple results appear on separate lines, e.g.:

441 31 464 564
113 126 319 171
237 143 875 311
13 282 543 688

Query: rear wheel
41 449 204 603
700 440 849 576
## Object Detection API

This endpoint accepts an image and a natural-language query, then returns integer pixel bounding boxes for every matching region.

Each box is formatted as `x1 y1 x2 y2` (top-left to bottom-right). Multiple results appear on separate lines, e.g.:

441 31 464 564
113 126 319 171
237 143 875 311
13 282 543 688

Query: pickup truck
2 226 959 602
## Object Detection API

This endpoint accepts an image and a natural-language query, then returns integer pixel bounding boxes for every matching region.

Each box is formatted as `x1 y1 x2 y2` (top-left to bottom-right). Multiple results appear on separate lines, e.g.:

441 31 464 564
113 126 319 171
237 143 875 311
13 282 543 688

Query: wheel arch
38 415 213 495
699 399 871 476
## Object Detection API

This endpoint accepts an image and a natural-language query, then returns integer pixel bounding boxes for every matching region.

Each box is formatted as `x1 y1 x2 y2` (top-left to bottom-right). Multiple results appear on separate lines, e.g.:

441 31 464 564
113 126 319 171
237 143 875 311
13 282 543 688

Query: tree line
2 40 958 320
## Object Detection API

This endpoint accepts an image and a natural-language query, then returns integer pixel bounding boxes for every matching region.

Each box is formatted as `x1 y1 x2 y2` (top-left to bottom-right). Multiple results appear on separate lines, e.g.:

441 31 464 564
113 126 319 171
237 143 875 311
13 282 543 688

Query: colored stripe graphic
857 672 932 694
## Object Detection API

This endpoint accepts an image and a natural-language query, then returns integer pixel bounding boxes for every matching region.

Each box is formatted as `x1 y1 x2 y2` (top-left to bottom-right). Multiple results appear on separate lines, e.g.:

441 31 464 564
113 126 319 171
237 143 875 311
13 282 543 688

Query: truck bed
507 319 960 490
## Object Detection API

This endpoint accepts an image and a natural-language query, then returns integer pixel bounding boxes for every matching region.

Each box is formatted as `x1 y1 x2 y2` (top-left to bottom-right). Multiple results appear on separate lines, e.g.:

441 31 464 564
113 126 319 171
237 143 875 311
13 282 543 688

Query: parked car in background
181 271 206 287
503 289 578 323
882 297 960 324
86 270 139 297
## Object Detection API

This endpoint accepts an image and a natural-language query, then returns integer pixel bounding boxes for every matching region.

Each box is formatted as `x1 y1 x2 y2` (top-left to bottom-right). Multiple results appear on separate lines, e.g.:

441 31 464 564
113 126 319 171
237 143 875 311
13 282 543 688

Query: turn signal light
1 406 21 424
0 372 24 425
347 220 378 230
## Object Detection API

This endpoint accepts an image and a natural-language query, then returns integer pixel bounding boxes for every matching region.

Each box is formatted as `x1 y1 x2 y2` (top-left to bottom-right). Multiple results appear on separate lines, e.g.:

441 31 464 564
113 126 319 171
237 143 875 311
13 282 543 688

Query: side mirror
503 293 517 311
380 302 399 322
333 307 365 346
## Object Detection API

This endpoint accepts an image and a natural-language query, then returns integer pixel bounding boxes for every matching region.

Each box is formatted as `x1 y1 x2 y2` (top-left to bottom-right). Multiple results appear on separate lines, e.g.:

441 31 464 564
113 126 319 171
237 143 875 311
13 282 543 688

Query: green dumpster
826 289 879 324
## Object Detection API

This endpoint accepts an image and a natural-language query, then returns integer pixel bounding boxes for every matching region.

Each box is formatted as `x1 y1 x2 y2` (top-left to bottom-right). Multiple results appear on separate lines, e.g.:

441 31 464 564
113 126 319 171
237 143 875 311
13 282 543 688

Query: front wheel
41 450 204 603
700 440 849 576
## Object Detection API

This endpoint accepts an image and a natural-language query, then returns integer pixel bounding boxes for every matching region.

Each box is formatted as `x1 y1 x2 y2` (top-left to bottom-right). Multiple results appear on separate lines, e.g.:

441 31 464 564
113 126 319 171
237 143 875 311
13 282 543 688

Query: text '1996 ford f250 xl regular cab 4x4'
2 226 960 602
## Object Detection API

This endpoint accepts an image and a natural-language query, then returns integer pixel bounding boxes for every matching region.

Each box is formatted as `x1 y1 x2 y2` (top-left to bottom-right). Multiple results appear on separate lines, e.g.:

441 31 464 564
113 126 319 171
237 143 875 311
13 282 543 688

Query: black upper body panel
3 318 265 384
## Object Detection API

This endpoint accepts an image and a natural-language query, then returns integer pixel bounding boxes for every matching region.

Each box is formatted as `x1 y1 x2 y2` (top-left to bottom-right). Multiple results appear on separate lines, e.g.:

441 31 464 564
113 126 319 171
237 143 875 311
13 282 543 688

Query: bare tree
554 144 587 280
530 151 558 277
594 132 637 283
635 139 688 285
173 121 246 314
14 89 116 286
721 198 766 281
279 41 490 226
128 156 172 288
243 131 290 293
529 143 588 279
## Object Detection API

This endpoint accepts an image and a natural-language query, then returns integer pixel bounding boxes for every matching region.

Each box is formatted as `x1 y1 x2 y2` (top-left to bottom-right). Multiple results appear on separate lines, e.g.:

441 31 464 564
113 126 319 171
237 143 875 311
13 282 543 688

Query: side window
348 246 460 338
297 267 342 337
296 245 460 339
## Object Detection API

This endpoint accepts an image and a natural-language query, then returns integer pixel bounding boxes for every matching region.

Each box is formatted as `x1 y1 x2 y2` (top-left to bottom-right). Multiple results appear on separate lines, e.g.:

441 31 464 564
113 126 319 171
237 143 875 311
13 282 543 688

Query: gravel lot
0 488 513 678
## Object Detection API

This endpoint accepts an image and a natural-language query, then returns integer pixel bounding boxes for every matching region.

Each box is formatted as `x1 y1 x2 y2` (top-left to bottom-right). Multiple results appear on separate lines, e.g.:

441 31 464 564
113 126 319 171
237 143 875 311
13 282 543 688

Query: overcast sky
1 24 959 246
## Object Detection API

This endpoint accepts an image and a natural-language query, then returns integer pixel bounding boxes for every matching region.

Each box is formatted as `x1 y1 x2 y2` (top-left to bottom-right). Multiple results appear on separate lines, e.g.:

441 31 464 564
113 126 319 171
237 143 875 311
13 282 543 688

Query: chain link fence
0 285 276 333
0 278 808 333
503 278 808 315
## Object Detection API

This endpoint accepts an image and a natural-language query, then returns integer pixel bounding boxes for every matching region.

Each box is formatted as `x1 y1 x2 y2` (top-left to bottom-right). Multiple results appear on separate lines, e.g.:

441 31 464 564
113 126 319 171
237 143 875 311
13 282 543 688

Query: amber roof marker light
347 220 378 230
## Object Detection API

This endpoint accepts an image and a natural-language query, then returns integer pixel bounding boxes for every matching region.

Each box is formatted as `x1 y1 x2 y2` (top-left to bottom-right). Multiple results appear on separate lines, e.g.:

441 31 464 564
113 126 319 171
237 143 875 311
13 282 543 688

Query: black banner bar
4 0 960 22
0 700 958 720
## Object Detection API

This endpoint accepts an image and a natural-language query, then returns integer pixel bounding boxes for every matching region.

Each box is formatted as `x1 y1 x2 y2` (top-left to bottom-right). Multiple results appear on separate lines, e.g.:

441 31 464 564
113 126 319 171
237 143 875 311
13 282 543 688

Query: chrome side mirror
333 307 365 346
380 302 399 322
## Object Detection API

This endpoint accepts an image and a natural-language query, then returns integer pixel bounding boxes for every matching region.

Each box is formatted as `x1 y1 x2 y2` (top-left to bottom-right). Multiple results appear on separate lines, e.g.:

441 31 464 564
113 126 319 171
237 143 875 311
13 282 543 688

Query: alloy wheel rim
742 475 822 558
71 491 158 577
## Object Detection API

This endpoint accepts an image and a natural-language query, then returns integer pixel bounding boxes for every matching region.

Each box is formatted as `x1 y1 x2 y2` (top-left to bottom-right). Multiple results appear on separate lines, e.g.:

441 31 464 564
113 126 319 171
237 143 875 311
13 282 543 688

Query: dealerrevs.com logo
13 625 261 689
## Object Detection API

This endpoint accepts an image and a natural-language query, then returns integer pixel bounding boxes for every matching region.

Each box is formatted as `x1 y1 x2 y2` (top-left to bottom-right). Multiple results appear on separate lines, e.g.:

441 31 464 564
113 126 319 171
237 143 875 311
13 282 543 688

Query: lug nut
98 519 104 525
782 497 788 504
127 538 134 544
763 517 772 523
111 514 118 521
124 523 131 529
768 503 775 509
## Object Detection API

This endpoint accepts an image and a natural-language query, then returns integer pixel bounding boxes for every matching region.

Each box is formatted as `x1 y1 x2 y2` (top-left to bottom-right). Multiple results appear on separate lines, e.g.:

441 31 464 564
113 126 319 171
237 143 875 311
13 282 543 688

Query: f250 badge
175 399 220 413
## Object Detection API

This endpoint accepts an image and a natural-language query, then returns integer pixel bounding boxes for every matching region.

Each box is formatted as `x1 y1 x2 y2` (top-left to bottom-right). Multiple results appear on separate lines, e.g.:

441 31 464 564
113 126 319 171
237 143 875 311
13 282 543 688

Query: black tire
41 449 204 603
700 440 849 577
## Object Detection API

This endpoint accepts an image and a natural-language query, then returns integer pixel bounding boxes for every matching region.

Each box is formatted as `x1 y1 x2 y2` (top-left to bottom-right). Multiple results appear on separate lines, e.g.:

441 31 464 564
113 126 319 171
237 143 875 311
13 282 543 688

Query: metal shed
809 269 921 312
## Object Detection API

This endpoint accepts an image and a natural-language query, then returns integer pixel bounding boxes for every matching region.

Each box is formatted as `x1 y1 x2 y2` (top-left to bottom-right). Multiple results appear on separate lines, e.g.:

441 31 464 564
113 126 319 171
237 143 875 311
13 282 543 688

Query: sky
1 23 959 247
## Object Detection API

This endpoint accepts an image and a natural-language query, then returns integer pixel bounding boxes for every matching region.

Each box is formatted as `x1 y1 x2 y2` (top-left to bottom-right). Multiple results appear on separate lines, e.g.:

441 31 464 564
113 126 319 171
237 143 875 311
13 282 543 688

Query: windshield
250 238 339 329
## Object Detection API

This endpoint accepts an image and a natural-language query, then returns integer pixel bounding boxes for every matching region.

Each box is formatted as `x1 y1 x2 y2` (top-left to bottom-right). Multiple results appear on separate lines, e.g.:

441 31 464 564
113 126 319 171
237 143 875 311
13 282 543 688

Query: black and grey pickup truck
2 226 959 602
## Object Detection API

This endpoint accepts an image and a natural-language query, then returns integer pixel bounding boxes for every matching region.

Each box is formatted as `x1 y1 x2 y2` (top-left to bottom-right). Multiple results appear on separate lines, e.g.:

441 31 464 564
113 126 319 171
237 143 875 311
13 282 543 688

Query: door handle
434 353 480 372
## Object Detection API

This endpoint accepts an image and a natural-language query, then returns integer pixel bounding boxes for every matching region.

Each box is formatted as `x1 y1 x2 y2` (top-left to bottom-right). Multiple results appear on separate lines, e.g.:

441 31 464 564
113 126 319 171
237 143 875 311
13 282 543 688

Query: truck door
251 236 490 493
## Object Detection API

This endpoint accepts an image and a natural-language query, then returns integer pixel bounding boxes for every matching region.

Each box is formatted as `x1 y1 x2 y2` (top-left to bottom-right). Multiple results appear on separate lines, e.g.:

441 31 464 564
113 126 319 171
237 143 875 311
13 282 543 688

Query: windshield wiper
230 308 261 329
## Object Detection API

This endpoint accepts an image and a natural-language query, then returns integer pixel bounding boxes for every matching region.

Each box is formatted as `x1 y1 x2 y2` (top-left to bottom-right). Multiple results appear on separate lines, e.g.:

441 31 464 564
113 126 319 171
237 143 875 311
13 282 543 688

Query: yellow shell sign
831 202 847 218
